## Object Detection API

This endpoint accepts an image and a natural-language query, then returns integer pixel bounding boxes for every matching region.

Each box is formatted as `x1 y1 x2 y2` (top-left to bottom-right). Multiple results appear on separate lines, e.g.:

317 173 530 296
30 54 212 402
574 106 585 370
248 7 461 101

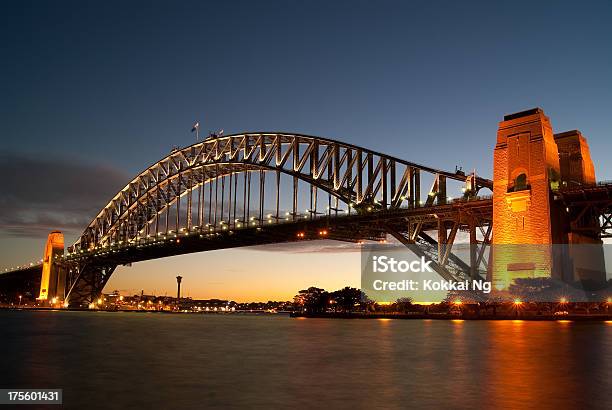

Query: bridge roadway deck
58 198 493 268
557 182 612 204
0 197 493 299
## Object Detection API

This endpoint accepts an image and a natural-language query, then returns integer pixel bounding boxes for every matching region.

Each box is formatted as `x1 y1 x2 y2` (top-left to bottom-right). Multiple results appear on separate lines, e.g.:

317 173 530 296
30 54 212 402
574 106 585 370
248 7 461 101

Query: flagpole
192 121 200 142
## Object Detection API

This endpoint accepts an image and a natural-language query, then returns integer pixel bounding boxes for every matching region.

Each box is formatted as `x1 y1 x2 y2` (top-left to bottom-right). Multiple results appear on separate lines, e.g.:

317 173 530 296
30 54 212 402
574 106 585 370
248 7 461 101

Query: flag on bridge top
191 121 200 133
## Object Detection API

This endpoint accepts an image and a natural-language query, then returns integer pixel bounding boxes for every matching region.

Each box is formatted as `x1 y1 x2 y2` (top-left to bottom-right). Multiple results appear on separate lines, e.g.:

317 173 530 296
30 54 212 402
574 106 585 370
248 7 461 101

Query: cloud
0 151 129 239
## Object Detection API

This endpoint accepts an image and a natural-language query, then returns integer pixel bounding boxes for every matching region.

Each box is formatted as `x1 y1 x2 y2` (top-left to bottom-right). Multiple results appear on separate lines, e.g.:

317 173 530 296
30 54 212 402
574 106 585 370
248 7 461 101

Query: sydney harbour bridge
1 108 611 307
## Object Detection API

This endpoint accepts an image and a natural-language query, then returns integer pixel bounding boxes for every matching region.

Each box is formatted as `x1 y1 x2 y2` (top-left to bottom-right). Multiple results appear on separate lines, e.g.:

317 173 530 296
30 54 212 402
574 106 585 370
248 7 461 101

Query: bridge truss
558 182 612 239
40 133 494 306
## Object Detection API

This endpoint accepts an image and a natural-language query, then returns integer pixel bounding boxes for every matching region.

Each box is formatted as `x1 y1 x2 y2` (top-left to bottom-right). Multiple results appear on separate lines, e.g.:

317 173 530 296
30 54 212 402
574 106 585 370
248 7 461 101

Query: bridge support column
65 264 116 308
38 231 65 304
491 108 605 289
555 130 606 284
491 109 561 289
469 222 478 279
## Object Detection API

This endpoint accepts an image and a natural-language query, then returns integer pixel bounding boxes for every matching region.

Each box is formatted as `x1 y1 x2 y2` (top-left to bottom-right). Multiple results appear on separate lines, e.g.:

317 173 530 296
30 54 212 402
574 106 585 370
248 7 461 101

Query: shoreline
0 306 288 314
1 307 611 321
290 312 612 321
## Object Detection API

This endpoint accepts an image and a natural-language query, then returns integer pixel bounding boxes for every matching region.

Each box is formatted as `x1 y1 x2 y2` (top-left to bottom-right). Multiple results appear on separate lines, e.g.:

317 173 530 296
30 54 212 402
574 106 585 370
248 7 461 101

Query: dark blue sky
1 1 611 296
3 1 611 175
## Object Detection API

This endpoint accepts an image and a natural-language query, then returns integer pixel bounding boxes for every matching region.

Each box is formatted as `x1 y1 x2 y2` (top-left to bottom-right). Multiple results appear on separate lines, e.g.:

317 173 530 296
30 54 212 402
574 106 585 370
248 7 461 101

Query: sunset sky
1 1 612 301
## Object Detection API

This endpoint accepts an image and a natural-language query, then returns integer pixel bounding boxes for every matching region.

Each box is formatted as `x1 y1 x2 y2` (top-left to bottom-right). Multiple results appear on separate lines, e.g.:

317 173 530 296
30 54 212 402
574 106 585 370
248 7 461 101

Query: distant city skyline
2 0 612 300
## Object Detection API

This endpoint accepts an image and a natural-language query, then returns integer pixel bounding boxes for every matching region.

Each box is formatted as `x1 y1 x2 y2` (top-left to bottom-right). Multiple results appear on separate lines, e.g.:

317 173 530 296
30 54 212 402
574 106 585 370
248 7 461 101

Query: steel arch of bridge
61 133 492 306
74 133 491 252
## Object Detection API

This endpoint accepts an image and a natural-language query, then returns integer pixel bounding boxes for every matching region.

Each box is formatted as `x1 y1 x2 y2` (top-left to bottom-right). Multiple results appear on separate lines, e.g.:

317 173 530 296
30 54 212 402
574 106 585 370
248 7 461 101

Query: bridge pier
65 264 116 308
490 108 606 289
38 231 65 305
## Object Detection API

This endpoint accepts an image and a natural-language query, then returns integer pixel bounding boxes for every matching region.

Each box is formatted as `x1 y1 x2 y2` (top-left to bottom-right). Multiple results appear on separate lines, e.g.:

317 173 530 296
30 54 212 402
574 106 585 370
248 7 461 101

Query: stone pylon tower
490 108 562 289
554 130 605 284
490 108 604 289
38 231 65 303
554 130 596 188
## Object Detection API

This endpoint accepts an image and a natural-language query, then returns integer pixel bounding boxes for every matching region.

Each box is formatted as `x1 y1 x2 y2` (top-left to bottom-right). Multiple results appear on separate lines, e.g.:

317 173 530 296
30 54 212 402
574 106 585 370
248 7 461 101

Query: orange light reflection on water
482 320 585 408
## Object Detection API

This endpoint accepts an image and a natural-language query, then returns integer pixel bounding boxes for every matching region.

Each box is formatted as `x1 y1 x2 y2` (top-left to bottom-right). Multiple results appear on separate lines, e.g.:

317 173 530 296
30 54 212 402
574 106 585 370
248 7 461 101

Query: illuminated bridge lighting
3 112 611 308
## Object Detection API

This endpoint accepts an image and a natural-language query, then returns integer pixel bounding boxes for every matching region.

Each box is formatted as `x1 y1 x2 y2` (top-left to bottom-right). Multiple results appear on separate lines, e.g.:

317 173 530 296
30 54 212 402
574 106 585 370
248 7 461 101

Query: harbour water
0 311 610 409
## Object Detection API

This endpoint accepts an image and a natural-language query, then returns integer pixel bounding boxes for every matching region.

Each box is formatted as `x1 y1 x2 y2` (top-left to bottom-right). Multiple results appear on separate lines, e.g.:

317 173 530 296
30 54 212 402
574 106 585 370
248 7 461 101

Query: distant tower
39 231 65 303
176 275 183 304
553 130 596 188
554 130 605 284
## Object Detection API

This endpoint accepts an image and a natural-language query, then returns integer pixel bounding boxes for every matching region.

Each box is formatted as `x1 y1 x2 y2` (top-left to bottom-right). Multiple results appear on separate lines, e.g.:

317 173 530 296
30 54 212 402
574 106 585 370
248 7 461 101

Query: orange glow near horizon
104 243 361 302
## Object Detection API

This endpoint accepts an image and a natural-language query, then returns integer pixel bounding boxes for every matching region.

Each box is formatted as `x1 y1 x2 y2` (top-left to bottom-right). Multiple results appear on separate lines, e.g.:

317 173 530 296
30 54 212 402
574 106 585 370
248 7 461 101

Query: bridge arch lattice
59 133 493 306
73 133 491 253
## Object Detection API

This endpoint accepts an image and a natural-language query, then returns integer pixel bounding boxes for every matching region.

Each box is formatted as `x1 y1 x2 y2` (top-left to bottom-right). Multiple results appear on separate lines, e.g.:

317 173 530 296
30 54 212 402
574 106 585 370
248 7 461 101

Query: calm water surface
0 311 610 409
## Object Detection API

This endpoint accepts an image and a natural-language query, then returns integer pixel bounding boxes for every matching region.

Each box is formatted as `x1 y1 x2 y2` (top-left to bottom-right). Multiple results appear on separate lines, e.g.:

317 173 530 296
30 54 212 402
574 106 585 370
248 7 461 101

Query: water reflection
0 312 609 409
